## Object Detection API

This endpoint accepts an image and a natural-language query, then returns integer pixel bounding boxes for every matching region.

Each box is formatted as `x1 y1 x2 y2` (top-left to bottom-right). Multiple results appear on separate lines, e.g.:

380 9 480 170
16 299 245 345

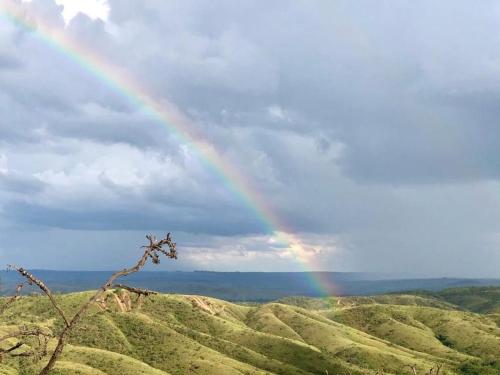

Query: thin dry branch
404 364 418 375
0 327 47 343
8 266 70 327
112 284 158 296
38 233 177 375
0 284 23 315
0 286 52 363
0 326 52 362
11 334 50 360
399 364 443 375
426 364 444 375
1 342 23 354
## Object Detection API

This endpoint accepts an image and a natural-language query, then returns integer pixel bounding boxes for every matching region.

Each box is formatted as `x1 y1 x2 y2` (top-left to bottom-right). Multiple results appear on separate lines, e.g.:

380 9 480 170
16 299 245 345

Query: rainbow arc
0 0 337 296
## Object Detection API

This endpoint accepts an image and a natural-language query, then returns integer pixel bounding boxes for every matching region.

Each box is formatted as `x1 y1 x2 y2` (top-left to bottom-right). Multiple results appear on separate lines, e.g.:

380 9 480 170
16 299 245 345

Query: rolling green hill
411 287 500 314
0 287 498 375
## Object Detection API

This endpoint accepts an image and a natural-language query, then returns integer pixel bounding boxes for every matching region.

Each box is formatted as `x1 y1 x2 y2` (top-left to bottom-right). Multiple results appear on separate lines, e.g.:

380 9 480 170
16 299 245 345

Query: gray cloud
0 54 22 70
1 0 500 276
0 172 45 194
94 0 500 185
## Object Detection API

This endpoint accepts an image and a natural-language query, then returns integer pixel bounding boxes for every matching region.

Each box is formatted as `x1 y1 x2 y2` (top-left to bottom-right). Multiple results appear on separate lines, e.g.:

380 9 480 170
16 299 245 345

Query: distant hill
410 286 500 314
0 286 498 374
1 270 499 301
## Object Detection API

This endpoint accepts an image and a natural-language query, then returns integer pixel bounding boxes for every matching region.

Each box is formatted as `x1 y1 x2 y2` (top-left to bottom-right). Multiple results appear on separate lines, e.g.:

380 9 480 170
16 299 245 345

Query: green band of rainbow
0 0 338 296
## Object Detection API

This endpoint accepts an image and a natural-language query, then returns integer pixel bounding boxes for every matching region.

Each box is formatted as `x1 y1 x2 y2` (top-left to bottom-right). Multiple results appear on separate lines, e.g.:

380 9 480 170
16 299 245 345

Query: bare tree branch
0 326 52 362
0 284 23 315
38 233 177 375
398 364 443 375
13 333 50 359
1 342 23 354
403 364 418 375
8 266 70 327
112 284 158 296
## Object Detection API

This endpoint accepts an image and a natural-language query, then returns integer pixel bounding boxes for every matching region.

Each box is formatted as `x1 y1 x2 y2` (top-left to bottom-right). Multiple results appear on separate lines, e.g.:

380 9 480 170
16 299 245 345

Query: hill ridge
0 287 498 374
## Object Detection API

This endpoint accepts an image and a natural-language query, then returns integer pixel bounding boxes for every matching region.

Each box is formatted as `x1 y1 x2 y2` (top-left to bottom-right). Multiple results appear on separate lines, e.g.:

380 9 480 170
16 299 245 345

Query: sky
0 0 499 276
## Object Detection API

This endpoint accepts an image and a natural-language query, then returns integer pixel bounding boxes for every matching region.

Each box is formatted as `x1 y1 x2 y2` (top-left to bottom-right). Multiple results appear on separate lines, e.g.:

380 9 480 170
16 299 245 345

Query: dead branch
12 333 50 360
38 233 177 375
0 282 52 364
0 284 23 315
112 284 158 296
1 342 23 354
8 266 70 327
399 364 443 375
110 285 157 312
0 326 52 362
404 364 418 375
426 364 443 375
0 327 47 343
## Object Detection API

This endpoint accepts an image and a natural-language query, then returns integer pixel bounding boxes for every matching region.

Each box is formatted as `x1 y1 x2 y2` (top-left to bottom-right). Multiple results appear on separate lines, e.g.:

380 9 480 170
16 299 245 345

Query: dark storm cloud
3 200 264 235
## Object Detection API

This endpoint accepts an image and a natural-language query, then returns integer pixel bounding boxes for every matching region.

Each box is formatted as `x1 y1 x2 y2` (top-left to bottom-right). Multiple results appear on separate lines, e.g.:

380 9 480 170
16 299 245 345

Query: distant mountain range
1 270 499 301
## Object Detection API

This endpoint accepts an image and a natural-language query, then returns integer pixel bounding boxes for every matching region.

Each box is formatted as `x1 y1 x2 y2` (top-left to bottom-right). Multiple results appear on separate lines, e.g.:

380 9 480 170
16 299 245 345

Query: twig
38 233 176 375
112 284 157 296
0 284 23 314
0 326 52 361
8 266 70 327
403 364 418 375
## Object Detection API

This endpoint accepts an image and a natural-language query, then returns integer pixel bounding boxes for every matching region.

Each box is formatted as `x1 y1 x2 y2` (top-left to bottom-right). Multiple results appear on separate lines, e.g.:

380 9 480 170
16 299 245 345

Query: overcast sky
0 0 499 276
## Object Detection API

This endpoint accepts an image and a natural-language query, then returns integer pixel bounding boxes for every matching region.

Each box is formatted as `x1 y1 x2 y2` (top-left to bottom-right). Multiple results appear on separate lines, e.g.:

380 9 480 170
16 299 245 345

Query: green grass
412 287 500 314
0 287 498 374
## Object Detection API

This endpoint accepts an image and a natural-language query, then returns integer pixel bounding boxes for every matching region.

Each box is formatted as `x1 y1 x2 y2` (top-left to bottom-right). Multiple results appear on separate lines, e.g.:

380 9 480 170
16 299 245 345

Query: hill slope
0 288 498 375
411 286 500 314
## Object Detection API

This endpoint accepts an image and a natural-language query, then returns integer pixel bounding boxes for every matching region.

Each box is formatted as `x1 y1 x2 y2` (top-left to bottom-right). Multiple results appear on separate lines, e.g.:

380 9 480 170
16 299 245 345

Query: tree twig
0 326 52 361
0 284 23 315
112 284 158 296
38 233 177 375
8 266 70 327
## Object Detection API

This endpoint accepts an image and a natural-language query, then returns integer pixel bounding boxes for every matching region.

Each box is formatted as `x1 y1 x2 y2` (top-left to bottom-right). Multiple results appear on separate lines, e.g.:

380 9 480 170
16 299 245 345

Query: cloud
0 53 22 70
55 0 109 23
1 0 500 275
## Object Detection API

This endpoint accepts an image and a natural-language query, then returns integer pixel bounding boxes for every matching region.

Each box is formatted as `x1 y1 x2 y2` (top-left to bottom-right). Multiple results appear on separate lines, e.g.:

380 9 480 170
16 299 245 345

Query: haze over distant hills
1 270 499 301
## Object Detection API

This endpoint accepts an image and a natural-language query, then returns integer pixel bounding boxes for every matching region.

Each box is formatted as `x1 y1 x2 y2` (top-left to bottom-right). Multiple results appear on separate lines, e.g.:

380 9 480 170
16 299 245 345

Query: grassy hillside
0 288 498 374
410 287 500 314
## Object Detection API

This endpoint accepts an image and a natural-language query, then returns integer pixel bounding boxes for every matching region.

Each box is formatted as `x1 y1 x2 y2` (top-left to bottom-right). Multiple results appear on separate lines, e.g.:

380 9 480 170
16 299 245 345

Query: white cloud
267 105 291 122
54 0 109 23
182 232 345 272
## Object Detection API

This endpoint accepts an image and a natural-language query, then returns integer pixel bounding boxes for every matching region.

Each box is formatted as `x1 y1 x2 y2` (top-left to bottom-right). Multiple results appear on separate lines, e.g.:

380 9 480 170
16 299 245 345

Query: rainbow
0 0 338 296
